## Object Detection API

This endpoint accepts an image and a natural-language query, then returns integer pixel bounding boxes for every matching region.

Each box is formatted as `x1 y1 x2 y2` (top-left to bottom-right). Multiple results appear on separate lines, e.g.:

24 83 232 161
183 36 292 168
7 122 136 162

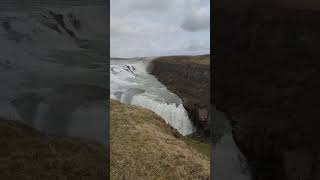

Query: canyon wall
150 55 210 139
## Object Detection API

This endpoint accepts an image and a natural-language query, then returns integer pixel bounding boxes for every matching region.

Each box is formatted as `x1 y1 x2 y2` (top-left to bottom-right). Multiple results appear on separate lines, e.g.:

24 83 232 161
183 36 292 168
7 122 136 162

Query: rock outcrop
213 2 320 180
150 55 210 139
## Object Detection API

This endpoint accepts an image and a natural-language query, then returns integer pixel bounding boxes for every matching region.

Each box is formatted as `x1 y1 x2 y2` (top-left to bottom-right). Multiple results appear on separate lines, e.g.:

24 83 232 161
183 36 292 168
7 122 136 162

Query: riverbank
149 55 210 140
110 100 209 179
0 118 108 179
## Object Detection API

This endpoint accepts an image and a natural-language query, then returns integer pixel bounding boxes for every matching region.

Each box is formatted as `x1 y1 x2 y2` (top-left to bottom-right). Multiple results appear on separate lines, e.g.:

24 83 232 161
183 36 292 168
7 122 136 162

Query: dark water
212 109 252 180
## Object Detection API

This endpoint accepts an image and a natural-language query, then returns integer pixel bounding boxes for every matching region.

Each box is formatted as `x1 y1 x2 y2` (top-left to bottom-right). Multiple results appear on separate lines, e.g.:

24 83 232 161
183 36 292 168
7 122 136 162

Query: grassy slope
110 100 209 179
0 119 108 179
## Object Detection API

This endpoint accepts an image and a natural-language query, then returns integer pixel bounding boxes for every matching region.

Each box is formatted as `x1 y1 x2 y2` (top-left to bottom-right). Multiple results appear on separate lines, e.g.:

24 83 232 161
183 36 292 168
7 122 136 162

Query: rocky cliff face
150 55 210 139
213 5 320 180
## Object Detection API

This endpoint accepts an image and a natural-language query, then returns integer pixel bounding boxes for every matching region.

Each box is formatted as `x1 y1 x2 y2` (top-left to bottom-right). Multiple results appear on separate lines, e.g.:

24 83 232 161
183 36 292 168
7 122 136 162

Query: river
212 108 252 180
110 58 195 136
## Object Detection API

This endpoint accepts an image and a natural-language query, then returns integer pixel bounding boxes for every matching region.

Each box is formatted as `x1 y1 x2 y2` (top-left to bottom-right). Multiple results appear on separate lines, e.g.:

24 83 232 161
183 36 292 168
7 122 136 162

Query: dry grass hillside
0 118 108 179
110 100 210 180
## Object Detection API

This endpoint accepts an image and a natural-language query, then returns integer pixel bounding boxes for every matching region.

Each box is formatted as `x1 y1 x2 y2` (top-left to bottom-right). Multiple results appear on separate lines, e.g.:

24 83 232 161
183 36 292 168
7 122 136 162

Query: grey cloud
130 0 172 12
181 18 209 32
181 7 210 32
111 0 210 57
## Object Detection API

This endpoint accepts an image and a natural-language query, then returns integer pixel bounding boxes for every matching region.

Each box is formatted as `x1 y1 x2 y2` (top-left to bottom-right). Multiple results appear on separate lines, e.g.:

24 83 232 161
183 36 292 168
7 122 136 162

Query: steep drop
110 58 195 136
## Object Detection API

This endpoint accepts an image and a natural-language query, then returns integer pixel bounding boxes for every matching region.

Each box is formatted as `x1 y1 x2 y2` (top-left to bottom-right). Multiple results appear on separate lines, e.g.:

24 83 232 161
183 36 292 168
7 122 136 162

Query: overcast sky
111 0 210 58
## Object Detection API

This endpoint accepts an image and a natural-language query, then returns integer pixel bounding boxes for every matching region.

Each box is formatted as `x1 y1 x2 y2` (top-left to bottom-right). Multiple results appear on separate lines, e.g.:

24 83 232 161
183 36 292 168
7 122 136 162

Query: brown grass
110 100 209 180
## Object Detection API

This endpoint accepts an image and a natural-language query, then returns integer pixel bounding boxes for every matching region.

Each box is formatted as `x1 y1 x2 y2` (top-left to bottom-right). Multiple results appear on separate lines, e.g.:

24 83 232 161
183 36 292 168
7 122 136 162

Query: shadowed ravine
213 1 320 179
212 109 252 180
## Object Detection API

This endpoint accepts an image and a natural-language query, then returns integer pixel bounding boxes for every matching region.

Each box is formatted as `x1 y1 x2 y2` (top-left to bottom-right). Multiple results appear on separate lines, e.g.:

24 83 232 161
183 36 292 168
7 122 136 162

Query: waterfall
110 58 195 136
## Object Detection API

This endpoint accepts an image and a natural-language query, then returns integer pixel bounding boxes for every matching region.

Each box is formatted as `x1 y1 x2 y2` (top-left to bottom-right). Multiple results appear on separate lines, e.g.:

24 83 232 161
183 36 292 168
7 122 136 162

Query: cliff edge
110 100 209 179
150 55 210 139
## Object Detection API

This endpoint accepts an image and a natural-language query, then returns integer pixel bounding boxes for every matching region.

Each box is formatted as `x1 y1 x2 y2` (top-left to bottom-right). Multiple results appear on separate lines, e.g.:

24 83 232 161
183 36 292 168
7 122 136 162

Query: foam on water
110 58 195 136
131 94 194 135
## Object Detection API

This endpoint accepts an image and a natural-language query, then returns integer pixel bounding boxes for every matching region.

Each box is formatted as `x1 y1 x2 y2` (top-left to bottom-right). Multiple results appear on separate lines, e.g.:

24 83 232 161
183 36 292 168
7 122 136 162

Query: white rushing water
110 58 195 136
